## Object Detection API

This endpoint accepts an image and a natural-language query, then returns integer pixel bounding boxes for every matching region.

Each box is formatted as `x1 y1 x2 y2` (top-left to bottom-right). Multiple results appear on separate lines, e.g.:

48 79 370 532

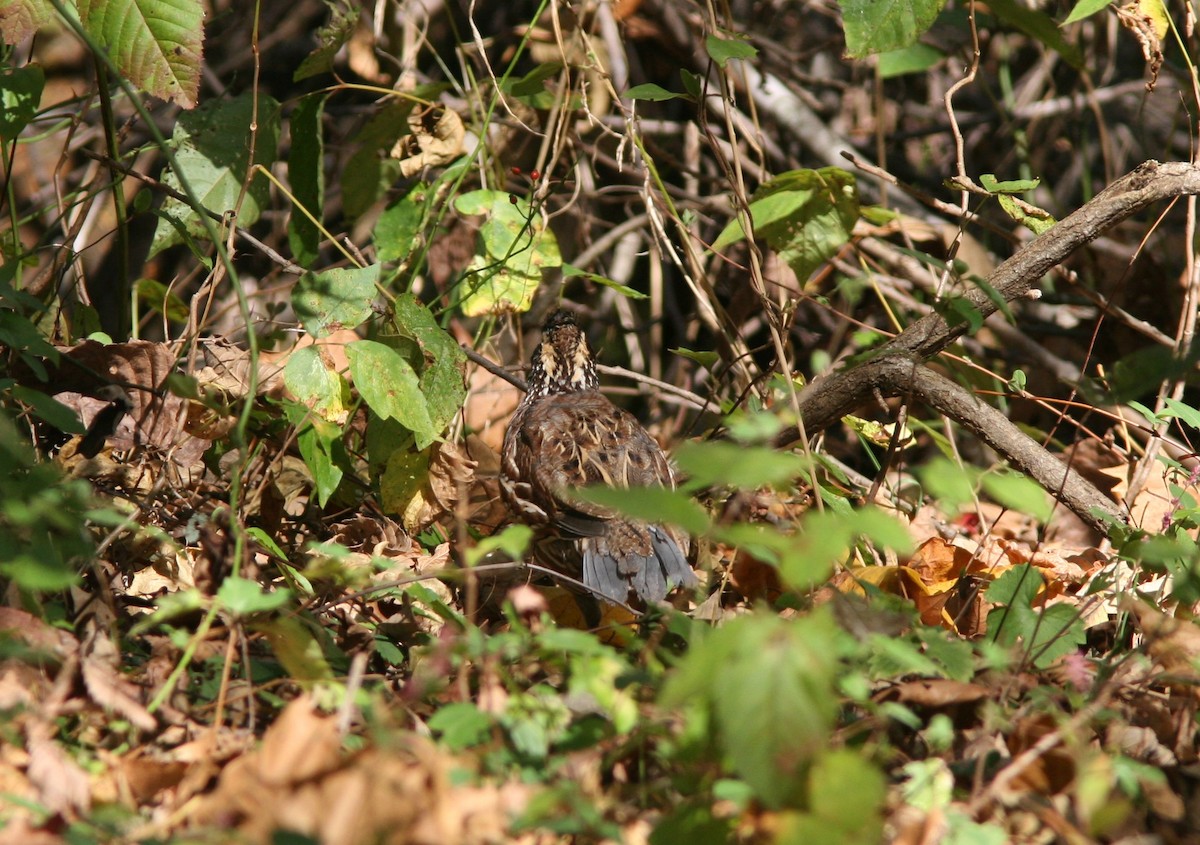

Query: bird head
526 310 598 398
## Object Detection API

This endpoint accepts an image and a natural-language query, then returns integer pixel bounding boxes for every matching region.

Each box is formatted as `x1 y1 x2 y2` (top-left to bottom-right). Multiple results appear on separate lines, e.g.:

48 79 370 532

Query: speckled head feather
525 310 598 399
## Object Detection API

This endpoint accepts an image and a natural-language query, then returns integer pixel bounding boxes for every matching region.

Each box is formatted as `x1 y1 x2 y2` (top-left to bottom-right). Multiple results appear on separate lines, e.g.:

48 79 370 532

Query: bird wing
513 392 675 536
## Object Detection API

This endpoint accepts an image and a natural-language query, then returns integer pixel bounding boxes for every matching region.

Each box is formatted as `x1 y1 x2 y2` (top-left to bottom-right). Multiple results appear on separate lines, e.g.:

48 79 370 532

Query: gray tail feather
582 526 695 604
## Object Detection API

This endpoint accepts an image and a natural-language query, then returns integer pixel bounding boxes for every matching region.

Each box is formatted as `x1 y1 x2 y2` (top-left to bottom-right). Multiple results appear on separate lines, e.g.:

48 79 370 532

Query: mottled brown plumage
501 310 695 604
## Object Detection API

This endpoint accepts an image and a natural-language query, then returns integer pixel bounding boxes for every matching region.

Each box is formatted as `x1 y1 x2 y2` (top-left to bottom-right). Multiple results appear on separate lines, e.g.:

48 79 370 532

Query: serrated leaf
346 339 438 448
0 64 44 139
705 34 758 66
838 0 946 57
292 263 379 337
150 92 280 255
77 0 203 107
293 0 356 81
663 613 841 808
985 565 1085 667
287 93 327 265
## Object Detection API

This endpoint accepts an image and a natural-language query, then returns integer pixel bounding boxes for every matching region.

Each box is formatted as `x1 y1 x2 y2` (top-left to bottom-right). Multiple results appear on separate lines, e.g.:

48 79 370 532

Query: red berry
509 194 518 204
530 169 541 181
511 166 522 176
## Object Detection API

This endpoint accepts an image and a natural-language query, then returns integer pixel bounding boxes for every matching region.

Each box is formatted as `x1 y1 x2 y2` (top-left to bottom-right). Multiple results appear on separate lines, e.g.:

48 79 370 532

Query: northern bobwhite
500 310 696 605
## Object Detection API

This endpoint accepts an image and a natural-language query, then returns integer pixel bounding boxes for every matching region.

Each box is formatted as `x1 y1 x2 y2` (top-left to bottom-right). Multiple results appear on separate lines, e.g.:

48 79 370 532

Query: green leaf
454 190 562 316
780 507 912 587
986 0 1084 68
217 576 292 616
916 457 978 514
292 0 356 81
979 173 1041 193
779 751 886 842
663 612 842 808
342 101 413 220
377 445 430 520
674 441 807 490
0 64 44 140
705 34 759 67
0 309 59 358
712 168 859 283
392 293 466 431
346 340 438 448
1161 398 1200 430
501 62 564 108
1062 0 1116 24
680 69 703 100
625 83 689 102
981 470 1053 523
671 347 720 368
985 565 1085 667
256 616 334 682
150 92 281 255
877 44 943 78
10 385 84 434
283 346 347 423
429 702 492 750
376 183 429 265
287 93 327 266
997 195 1056 235
561 264 647 299
77 0 204 107
838 0 946 57
570 486 710 536
134 277 189 322
463 524 533 568
292 263 380 337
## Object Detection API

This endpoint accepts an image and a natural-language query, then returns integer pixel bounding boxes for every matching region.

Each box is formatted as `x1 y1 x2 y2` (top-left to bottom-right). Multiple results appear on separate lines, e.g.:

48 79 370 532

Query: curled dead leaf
392 104 465 177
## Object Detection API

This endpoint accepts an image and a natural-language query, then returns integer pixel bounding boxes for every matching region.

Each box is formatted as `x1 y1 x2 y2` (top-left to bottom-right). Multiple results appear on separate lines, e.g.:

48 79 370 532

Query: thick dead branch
776 160 1200 528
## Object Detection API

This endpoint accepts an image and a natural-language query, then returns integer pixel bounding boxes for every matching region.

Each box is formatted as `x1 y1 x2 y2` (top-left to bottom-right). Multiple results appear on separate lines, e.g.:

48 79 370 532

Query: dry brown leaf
401 441 477 534
1126 599 1200 695
26 729 91 816
1004 713 1076 796
78 623 157 733
119 750 190 803
392 105 466 177
257 697 343 785
888 679 990 709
